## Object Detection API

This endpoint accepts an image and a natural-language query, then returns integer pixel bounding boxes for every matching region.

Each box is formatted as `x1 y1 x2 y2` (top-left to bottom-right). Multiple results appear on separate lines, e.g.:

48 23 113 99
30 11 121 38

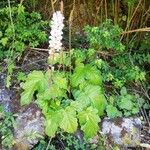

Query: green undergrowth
0 107 15 149
20 20 149 145
0 3 48 87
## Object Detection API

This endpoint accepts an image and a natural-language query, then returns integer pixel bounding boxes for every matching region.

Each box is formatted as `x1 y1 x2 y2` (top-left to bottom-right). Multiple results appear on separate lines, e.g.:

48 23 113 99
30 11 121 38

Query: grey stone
13 104 45 149
0 73 12 112
101 117 142 147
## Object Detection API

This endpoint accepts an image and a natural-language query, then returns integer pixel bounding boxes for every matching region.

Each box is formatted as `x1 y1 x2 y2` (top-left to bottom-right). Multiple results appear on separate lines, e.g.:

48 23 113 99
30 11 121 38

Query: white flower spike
49 11 64 53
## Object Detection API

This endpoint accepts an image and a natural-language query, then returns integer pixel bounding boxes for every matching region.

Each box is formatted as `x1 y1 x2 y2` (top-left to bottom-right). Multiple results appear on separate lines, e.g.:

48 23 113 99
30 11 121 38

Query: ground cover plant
0 0 150 149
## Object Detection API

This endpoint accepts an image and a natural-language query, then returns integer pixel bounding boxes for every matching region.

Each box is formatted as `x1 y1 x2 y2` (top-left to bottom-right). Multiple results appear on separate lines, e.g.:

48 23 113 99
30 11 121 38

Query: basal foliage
21 61 106 139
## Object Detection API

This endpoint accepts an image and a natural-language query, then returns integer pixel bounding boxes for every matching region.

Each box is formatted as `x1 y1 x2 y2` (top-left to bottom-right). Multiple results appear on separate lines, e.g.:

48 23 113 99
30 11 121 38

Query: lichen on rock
101 117 142 147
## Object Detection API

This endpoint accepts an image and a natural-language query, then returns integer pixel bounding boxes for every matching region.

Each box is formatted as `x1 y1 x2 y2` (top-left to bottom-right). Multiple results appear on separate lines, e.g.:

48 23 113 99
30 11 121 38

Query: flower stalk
48 11 64 70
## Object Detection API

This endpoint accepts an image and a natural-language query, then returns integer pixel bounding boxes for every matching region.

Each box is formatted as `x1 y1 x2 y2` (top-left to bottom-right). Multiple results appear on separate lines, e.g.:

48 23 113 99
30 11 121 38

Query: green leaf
37 88 51 102
45 110 61 137
36 99 49 114
85 65 102 85
71 63 85 87
0 37 8 46
20 89 35 106
92 94 106 116
53 72 68 90
120 87 127 95
106 105 122 118
118 98 133 110
75 90 91 109
73 84 106 116
78 107 100 139
70 101 83 112
124 111 131 117
21 71 48 105
59 107 78 133
83 85 106 116
13 41 25 53
17 4 25 14
72 49 86 64
71 64 102 87
143 103 150 109
0 31 2 37
17 72 26 81
131 107 139 114
49 84 66 99
6 75 11 88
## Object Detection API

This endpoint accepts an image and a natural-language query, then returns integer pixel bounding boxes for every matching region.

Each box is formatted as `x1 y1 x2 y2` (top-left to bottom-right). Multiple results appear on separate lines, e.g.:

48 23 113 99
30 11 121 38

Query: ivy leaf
59 107 78 133
78 107 100 139
21 71 48 105
45 110 61 137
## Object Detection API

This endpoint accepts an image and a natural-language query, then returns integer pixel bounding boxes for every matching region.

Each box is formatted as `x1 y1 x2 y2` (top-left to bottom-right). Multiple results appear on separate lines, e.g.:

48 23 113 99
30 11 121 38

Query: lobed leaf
59 107 78 133
21 71 48 105
78 107 100 139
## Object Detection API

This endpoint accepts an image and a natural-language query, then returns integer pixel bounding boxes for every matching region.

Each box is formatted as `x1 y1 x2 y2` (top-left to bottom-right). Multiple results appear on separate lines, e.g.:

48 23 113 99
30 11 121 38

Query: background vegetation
0 0 150 149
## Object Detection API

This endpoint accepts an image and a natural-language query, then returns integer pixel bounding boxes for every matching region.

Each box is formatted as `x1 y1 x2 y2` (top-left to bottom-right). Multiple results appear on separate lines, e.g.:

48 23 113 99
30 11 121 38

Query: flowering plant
21 10 106 141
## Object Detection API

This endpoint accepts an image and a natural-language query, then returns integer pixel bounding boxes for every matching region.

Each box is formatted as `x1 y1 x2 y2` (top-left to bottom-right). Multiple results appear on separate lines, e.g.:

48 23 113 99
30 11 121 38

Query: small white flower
49 11 64 52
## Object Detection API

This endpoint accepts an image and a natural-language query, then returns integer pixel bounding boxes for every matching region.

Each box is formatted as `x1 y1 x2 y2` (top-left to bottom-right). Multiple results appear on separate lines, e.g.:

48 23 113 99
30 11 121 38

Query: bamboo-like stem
114 0 118 24
104 0 107 19
94 0 102 25
100 0 104 23
121 0 143 40
121 27 150 35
